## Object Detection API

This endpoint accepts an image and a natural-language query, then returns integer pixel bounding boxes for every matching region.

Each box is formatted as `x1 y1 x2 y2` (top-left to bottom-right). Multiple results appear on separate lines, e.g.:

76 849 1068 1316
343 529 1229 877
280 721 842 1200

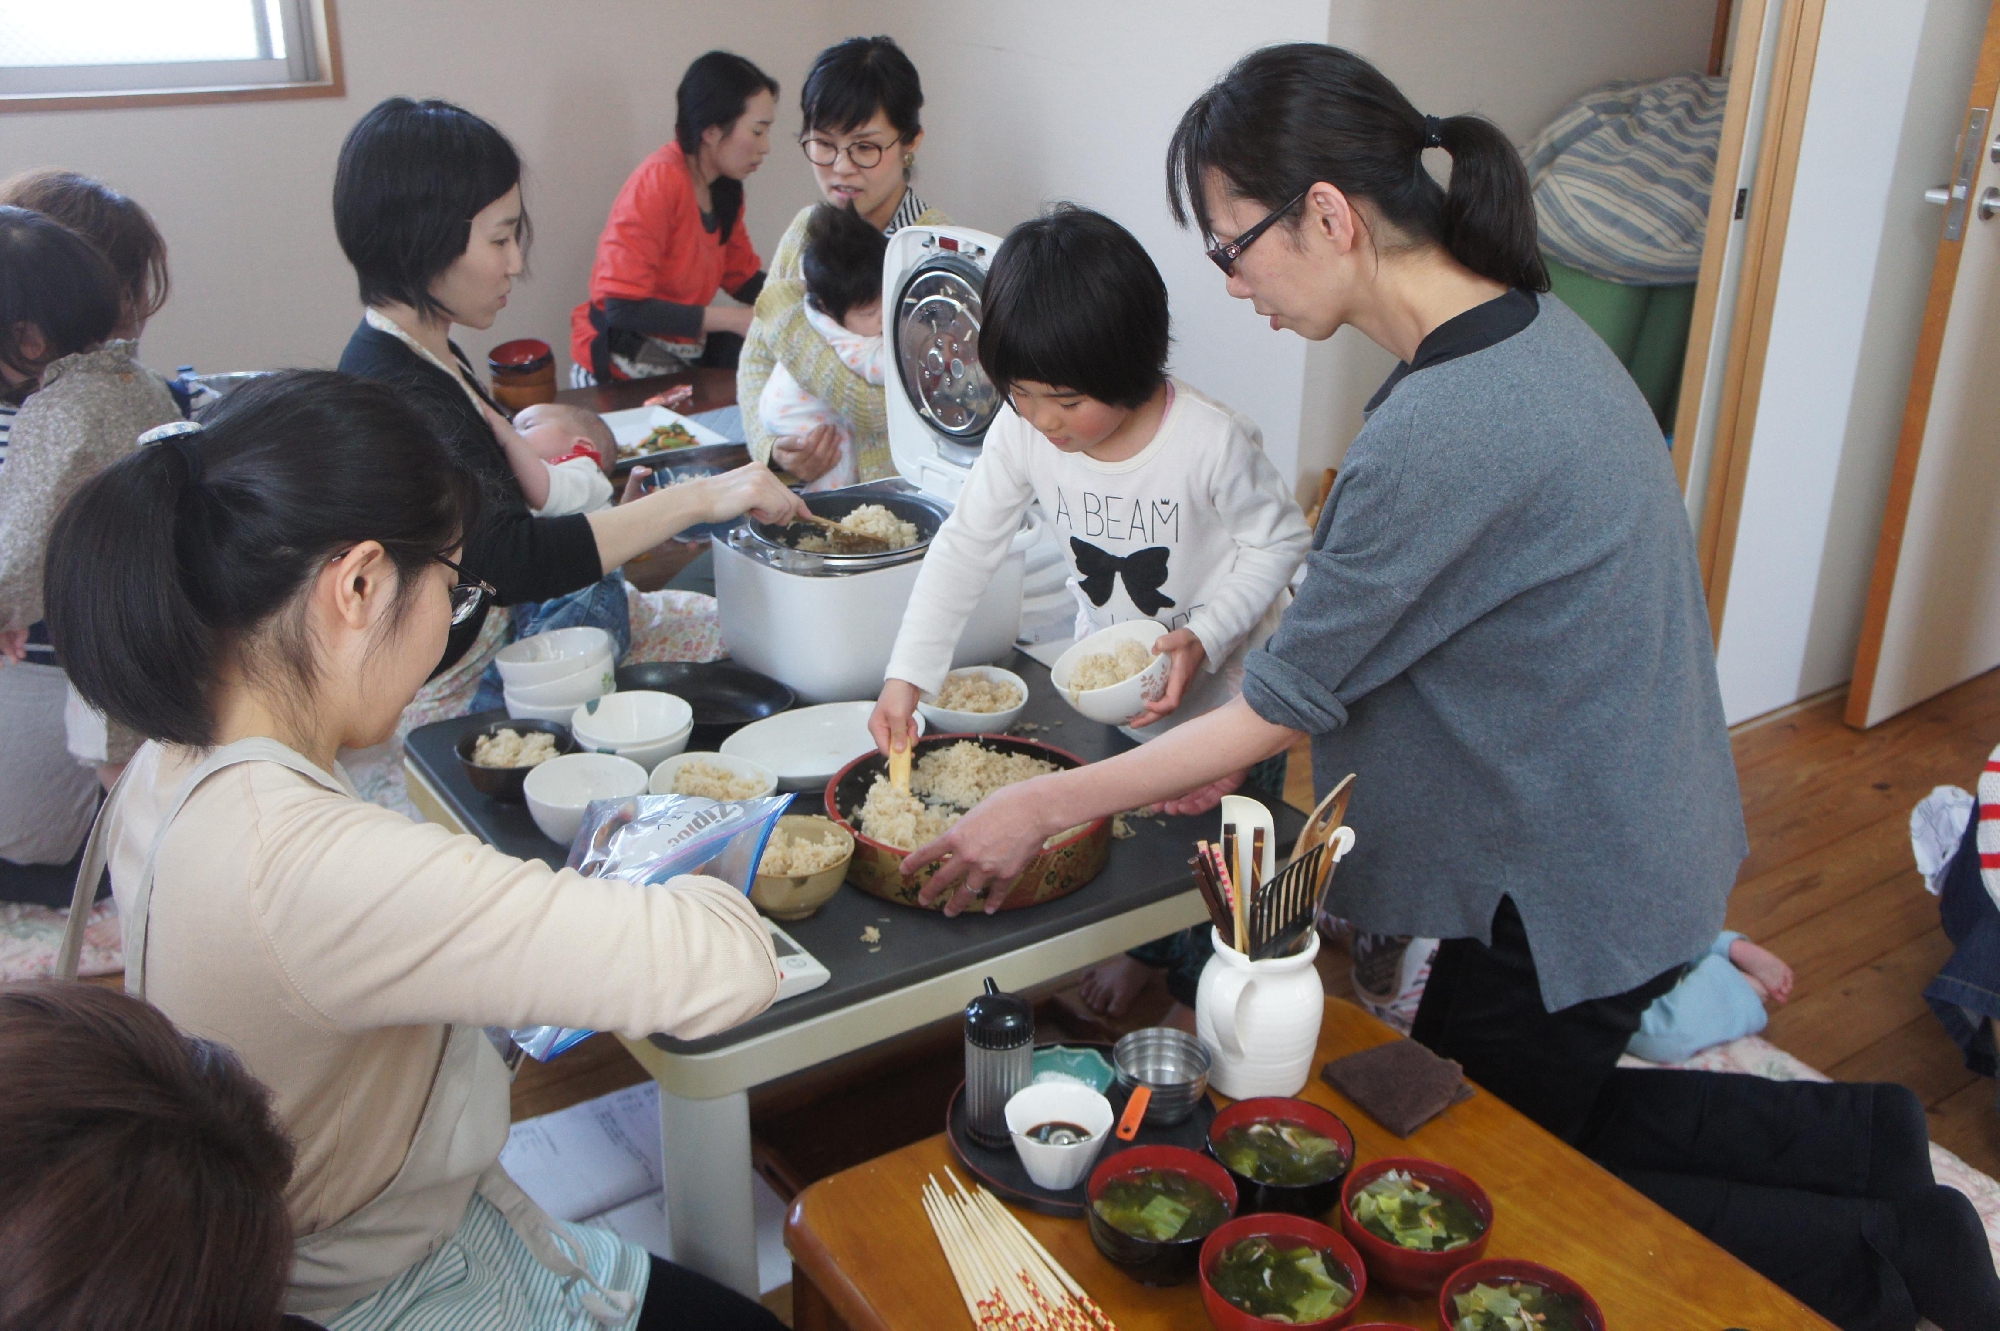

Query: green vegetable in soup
1452 1280 1590 1331
1091 1170 1229 1243
1215 1120 1348 1187
1210 1236 1354 1324
1351 1170 1485 1252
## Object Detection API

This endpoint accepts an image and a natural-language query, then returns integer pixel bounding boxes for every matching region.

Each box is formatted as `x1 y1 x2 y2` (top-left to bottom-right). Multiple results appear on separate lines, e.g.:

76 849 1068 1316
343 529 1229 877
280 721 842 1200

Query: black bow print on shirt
1071 539 1177 618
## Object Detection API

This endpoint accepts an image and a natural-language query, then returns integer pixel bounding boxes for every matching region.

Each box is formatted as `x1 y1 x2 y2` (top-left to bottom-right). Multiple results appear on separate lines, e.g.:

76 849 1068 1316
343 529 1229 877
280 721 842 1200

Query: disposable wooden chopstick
925 1170 1117 1331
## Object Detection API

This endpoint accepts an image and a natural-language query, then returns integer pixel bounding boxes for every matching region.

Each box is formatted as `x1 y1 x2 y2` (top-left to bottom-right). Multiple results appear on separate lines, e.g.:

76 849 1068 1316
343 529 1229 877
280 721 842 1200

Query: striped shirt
885 186 930 236
0 399 15 470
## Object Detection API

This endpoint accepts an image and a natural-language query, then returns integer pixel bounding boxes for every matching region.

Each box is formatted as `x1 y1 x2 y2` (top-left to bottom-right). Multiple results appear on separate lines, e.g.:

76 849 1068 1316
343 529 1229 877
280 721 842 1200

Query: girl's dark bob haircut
800 35 923 139
674 51 778 246
0 206 121 383
45 370 480 749
1168 43 1548 294
333 97 533 324
801 202 887 324
977 204 1170 411
0 169 170 326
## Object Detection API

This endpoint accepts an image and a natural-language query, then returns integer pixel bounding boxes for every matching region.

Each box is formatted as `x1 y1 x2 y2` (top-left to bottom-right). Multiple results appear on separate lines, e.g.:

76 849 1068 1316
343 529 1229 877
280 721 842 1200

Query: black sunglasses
1206 189 1308 276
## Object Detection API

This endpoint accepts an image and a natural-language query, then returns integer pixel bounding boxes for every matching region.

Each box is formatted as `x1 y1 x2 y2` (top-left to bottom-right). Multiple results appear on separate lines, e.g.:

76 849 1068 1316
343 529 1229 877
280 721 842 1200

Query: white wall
0 0 839 379
1713 0 1987 723
861 0 1329 484
1297 0 1718 494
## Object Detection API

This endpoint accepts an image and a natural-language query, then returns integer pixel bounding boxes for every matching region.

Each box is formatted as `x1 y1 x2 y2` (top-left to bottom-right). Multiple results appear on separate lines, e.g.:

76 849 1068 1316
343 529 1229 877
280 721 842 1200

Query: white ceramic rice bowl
522 752 649 846
918 665 1029 735
494 627 616 688
648 751 780 800
505 691 591 723
570 691 695 749
1050 621 1171 726
504 657 615 707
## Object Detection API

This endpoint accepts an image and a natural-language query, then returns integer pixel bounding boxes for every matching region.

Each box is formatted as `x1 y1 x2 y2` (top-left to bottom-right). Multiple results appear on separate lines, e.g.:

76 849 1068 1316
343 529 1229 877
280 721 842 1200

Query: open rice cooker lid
883 225 1006 502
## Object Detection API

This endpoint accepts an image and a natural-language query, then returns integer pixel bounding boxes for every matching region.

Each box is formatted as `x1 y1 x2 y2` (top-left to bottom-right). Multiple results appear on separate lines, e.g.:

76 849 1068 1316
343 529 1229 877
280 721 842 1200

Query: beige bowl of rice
750 815 854 920
648 752 780 801
918 665 1029 735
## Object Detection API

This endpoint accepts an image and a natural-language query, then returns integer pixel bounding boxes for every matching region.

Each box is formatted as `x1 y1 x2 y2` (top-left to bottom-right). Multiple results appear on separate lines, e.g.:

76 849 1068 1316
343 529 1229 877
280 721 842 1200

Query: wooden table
554 364 738 415
784 998 1835 1331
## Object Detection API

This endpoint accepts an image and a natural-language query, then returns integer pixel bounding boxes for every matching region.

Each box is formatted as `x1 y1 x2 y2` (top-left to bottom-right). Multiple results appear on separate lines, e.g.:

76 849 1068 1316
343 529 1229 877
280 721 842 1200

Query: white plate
600 404 730 455
720 702 926 792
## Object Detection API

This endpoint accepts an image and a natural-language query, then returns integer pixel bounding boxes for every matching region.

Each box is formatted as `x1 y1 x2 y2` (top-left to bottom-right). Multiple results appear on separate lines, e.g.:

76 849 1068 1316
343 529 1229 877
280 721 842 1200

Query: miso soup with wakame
1092 1169 1229 1243
1214 1119 1348 1187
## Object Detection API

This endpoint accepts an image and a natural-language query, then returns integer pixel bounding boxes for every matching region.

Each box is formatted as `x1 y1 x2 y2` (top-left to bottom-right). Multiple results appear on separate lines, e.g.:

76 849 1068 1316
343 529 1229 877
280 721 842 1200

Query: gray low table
402 652 1301 1298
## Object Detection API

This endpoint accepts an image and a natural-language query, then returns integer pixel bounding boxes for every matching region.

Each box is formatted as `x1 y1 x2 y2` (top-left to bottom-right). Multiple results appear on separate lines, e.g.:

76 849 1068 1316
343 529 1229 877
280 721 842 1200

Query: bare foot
1079 955 1157 1018
1729 937 1794 1005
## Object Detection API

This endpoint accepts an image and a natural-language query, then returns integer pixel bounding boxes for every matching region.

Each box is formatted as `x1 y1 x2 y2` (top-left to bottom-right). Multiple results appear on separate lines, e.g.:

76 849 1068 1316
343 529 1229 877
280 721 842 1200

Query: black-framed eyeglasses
327 549 495 627
800 134 903 169
432 553 497 626
1206 189 1308 276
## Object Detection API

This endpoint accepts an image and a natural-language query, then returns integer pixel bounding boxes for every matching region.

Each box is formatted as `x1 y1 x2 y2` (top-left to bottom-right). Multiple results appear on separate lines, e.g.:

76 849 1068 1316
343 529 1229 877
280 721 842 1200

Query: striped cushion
1523 74 1728 287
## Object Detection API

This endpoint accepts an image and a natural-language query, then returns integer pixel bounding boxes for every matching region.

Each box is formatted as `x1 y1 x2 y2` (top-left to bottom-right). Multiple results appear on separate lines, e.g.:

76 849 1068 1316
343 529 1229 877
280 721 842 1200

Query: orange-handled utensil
1115 1085 1152 1141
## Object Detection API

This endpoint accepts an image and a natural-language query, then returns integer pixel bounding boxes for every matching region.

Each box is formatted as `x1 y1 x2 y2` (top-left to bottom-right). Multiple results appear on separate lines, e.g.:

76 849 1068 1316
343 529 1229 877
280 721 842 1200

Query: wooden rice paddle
889 734 913 794
1288 773 1355 871
795 512 893 553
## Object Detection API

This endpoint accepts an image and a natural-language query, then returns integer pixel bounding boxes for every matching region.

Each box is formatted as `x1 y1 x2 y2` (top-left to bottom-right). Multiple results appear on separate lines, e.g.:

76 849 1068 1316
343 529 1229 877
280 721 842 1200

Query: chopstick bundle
1190 843 1234 936
923 1170 1118 1331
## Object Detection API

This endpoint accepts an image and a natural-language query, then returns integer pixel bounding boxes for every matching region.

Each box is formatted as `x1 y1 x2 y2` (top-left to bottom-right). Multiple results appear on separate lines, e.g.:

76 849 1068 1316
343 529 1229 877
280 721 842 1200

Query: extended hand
904 779 1057 917
870 680 922 758
1125 627 1207 729
0 627 25 666
697 462 812 527
771 425 842 484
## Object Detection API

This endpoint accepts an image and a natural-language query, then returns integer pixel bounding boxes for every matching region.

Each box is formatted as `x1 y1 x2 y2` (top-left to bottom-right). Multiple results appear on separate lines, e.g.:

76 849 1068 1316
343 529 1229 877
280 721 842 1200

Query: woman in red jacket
571 51 776 383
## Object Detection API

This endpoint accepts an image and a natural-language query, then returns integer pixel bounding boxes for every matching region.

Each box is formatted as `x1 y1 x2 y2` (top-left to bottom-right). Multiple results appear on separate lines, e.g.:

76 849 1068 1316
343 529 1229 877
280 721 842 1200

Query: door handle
1940 107 1990 241
1983 187 2000 222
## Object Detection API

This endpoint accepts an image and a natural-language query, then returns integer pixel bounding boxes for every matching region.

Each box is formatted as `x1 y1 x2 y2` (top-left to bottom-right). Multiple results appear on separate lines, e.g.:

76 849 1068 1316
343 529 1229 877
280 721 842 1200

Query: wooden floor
513 668 2000 1179
1726 672 1999 1178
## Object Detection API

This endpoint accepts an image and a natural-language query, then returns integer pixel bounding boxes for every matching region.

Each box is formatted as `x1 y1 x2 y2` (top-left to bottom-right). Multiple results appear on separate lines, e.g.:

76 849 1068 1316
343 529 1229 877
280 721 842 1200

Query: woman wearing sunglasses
738 35 949 485
44 370 790 1331
898 43 1741 1137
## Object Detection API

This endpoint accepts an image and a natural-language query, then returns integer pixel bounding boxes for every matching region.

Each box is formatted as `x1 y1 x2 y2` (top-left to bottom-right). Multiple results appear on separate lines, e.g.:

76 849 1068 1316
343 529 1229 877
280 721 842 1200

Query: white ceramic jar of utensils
1196 927 1327 1098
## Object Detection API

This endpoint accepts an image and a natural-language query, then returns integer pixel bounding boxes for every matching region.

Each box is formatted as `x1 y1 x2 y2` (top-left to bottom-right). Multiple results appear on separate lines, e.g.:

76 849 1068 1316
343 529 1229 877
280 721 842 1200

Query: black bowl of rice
824 734 1111 911
455 719 578 803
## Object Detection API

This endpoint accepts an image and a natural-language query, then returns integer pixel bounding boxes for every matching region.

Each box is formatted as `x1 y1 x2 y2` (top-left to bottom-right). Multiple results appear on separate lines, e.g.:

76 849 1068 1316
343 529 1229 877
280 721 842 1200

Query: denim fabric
1926 802 2000 1077
470 572 632 715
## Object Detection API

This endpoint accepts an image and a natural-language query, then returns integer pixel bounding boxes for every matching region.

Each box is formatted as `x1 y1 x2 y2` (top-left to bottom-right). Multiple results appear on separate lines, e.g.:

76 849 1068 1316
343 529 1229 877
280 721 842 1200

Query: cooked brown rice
838 503 918 548
855 741 1059 850
471 728 559 768
670 759 767 800
759 822 850 876
1069 639 1154 692
934 671 1025 714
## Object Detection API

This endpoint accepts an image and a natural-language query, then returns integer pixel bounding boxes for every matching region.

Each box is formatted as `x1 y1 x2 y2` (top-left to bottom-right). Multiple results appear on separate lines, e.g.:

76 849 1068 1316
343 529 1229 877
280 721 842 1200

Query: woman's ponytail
1169 43 1550 293
45 437 217 746
1434 114 1548 293
44 370 478 749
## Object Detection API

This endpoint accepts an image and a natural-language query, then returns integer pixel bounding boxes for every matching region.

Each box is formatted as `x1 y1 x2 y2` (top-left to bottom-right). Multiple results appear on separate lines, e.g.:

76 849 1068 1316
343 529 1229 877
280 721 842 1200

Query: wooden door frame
1846 2 2000 728
1681 0 1828 637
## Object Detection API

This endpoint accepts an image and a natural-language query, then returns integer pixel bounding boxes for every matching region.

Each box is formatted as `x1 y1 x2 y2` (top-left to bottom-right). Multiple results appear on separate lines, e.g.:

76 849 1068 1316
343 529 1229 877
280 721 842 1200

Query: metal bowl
737 486 947 575
1113 1027 1213 1127
824 733 1110 911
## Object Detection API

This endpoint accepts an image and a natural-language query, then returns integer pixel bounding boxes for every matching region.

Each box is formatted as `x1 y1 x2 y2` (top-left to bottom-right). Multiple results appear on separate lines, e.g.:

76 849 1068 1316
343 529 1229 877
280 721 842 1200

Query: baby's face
842 298 883 339
513 404 579 463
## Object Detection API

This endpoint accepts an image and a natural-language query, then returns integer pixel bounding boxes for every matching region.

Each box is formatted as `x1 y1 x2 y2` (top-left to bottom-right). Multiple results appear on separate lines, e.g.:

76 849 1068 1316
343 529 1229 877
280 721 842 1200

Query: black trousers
635 1256 784 1330
1409 895 1681 1141
1579 1070 1999 1331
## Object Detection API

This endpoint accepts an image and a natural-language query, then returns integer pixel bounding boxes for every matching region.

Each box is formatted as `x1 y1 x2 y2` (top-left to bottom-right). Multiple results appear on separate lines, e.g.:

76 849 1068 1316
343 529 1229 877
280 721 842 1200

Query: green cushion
1542 254 1693 431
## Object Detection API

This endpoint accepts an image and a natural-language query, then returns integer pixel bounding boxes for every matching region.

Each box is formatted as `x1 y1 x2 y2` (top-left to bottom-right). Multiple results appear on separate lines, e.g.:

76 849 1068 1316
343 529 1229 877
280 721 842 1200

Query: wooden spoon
794 513 892 554
1288 773 1355 870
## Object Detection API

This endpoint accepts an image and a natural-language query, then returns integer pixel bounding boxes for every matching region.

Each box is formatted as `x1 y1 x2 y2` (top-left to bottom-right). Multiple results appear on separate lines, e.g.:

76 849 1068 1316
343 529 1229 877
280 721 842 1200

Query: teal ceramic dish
1032 1045 1117 1094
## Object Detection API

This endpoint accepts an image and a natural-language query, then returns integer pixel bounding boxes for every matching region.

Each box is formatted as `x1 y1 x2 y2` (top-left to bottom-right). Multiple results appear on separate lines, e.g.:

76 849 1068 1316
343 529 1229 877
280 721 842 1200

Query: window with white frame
0 0 328 99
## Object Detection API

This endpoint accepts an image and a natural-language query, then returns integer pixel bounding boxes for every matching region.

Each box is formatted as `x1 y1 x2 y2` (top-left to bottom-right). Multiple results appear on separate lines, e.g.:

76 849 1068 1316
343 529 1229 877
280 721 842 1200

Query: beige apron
59 739 639 1323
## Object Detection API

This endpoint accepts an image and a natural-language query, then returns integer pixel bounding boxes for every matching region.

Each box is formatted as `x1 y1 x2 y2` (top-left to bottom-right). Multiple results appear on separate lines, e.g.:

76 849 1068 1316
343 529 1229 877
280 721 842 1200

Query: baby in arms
503 402 627 516
756 202 886 492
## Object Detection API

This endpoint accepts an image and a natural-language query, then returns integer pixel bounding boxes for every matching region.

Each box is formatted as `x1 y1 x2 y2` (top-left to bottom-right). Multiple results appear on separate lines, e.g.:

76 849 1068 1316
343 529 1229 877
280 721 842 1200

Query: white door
1849 9 2000 728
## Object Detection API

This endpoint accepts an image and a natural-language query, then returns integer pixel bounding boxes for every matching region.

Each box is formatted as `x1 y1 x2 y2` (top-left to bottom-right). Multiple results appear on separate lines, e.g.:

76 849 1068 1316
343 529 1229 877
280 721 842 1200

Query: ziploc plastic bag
508 791 794 1061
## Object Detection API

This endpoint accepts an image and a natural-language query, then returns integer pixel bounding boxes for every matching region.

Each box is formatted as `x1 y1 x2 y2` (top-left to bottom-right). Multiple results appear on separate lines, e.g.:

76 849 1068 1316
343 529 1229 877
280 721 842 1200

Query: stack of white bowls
569 690 695 770
496 627 616 722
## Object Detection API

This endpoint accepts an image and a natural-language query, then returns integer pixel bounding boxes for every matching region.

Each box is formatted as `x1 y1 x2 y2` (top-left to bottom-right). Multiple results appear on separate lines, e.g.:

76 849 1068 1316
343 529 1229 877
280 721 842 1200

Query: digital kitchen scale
768 918 831 1002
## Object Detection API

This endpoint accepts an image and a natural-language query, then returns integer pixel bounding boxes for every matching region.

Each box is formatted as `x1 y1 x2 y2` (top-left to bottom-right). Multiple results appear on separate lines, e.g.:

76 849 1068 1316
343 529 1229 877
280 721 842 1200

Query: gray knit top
1241 293 1745 1010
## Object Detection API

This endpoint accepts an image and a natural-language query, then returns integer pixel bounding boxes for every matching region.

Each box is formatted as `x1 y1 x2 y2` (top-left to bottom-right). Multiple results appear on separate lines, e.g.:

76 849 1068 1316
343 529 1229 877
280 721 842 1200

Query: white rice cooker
715 225 1039 703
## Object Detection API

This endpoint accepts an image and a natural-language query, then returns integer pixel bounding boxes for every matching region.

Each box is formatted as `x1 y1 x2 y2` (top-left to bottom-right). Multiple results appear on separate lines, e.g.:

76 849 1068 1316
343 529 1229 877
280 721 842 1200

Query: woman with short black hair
571 51 778 383
334 97 806 810
46 370 789 1329
739 35 949 484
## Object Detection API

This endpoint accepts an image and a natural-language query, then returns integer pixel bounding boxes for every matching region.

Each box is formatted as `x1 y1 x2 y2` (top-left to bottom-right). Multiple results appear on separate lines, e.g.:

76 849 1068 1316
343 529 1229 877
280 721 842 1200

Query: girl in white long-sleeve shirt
873 205 1309 762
